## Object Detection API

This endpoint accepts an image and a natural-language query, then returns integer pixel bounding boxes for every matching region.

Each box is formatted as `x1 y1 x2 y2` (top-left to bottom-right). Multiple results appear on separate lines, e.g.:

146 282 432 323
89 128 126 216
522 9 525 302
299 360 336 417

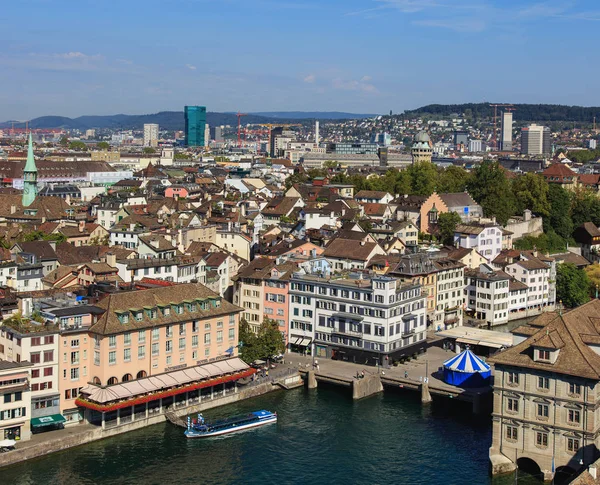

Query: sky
2 0 600 120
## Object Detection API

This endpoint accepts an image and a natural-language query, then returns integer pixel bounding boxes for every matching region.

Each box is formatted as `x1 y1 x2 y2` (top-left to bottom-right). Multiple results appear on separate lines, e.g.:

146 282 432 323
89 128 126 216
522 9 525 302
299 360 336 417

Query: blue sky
1 0 599 120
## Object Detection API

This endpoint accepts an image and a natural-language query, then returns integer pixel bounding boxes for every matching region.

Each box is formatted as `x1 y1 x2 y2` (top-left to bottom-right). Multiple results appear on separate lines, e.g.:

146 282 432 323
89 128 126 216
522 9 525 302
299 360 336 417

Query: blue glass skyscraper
184 106 206 147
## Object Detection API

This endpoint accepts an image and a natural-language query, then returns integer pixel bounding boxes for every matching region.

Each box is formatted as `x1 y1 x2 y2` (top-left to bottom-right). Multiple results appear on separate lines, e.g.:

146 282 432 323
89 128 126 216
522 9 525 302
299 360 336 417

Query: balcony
401 328 415 338
332 327 363 338
0 379 29 393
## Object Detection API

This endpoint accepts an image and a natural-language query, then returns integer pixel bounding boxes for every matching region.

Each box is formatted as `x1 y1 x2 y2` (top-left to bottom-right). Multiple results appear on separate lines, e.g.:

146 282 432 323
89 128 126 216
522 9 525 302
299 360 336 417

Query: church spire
22 132 38 207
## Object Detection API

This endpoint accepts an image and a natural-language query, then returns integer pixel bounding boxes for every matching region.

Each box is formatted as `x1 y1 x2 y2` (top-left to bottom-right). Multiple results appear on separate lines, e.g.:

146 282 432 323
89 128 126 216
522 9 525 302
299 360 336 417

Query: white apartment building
500 111 513 151
288 273 427 364
493 251 556 316
454 223 504 262
465 265 511 327
143 123 159 147
433 258 465 330
0 322 61 433
0 361 32 441
115 257 206 285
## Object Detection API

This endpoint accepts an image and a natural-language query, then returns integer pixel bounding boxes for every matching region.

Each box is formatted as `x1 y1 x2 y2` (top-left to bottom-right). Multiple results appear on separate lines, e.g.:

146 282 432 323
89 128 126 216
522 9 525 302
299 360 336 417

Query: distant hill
404 103 600 122
251 111 377 120
0 110 374 131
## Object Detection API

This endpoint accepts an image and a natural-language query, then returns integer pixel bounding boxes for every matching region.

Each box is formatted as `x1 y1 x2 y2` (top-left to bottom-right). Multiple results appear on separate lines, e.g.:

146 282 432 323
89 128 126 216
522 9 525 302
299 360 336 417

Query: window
71 339 80 348
109 336 117 348
152 328 159 341
229 328 235 340
179 338 186 350
31 337 41 346
204 323 211 331
192 321 199 333
204 333 211 345
31 353 41 364
152 343 159 356
192 335 198 348
124 348 131 362
70 368 79 380
507 398 519 412
569 383 581 395
537 403 549 418
568 409 581 424
217 321 223 329
166 355 172 365
166 340 173 353
217 331 223 343
179 323 186 336
506 426 518 440
538 377 550 390
166 326 173 338
229 315 235 326
138 345 146 359
538 349 550 360
567 438 580 452
124 333 131 345
138 330 146 343
43 350 54 363
536 432 548 447
44 335 54 345
108 351 116 365
32 369 40 378
70 351 79 365
94 351 100 366
507 372 519 384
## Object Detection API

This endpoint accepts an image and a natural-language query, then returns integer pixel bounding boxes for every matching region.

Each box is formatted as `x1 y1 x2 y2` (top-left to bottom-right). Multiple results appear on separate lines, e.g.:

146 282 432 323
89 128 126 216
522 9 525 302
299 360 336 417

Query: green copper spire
22 132 38 207
24 133 37 173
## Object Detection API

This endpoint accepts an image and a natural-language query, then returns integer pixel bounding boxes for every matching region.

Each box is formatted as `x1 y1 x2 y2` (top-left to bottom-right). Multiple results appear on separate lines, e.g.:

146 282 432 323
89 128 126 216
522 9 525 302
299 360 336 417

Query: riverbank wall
0 380 284 470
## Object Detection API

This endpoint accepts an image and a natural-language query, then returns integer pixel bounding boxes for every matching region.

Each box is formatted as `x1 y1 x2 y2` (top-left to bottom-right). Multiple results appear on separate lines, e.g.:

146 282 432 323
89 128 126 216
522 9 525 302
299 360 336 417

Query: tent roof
443 349 490 374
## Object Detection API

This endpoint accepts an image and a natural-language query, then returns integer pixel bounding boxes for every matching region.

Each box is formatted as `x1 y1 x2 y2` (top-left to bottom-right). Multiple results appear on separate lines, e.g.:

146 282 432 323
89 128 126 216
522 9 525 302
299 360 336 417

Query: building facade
521 124 551 156
184 106 207 147
143 124 159 147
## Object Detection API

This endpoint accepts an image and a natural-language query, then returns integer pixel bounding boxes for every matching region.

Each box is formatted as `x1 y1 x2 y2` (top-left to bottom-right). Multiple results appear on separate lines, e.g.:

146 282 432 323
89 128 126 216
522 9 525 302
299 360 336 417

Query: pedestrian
356 371 360 379
361 370 365 379
404 370 408 379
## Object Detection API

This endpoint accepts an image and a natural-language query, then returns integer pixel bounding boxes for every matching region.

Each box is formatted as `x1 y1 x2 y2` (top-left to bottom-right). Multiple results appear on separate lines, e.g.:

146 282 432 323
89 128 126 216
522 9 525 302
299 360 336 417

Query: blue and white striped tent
442 349 491 388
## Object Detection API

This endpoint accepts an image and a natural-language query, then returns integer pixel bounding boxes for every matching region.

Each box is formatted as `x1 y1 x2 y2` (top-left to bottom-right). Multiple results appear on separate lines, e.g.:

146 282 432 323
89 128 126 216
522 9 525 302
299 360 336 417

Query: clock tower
22 133 38 207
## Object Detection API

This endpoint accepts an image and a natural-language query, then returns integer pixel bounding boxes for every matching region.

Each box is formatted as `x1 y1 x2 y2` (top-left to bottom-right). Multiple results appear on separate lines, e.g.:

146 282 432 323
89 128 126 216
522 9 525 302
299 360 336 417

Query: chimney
129 223 135 231
523 209 531 222
360 241 365 246
78 220 85 233
105 253 117 267
10 205 16 214
590 464 598 480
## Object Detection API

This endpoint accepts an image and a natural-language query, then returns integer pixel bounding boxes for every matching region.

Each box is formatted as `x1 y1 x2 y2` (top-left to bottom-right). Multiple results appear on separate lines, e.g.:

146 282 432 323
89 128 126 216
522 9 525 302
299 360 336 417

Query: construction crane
490 103 514 151
236 112 248 147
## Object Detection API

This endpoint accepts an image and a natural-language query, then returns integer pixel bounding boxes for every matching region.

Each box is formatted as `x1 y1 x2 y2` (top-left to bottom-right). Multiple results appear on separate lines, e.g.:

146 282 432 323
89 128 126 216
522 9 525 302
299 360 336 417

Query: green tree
556 263 591 308
546 185 573 239
570 188 600 228
437 211 462 246
467 161 516 225
437 166 469 193
174 152 190 160
585 264 600 294
257 318 285 359
69 140 87 151
323 160 339 170
238 318 261 363
511 173 550 217
143 147 156 154
513 231 567 253
96 141 110 150
59 136 69 147
407 162 438 196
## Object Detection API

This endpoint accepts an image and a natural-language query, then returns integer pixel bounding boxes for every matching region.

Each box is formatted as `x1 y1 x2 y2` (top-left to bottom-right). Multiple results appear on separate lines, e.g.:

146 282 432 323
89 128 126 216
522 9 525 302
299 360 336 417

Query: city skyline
2 0 600 120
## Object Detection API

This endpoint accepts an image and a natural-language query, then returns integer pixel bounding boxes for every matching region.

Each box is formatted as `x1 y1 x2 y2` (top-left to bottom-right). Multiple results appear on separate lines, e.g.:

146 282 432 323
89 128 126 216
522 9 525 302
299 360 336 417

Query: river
1 385 541 484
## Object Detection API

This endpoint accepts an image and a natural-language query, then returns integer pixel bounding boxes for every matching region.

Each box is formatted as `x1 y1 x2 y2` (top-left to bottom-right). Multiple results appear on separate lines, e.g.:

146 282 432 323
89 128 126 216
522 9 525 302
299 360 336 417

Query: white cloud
186 64 197 70
53 51 103 60
303 74 316 83
332 77 377 93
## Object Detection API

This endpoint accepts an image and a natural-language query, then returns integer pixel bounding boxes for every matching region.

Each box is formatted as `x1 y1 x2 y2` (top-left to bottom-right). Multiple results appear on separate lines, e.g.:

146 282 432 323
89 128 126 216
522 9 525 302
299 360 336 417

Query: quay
0 367 302 469
294 346 493 413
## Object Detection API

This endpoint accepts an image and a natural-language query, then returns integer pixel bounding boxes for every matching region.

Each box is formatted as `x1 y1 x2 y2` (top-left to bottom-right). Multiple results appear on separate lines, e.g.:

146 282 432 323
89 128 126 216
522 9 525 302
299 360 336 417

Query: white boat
184 410 277 438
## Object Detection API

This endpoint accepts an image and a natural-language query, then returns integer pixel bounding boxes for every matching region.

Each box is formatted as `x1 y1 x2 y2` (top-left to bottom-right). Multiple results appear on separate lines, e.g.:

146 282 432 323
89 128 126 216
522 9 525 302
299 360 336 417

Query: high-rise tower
501 111 513 151
184 106 207 147
22 133 38 207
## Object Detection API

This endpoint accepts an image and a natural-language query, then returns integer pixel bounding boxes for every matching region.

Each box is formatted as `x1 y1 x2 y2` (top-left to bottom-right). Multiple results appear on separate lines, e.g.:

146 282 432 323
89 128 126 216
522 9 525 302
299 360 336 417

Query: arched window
136 370 148 379
107 377 118 386
92 376 101 385
122 374 133 382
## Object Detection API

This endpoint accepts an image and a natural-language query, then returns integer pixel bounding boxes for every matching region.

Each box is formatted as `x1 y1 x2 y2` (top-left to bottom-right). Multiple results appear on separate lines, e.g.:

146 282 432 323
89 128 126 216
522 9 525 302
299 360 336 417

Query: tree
407 162 437 196
59 136 69 147
437 166 469 193
97 141 110 150
585 264 600 294
467 161 516 225
238 318 261 363
511 173 550 217
556 263 591 308
174 152 190 160
143 147 156 154
69 140 87 151
258 318 285 359
570 188 600 228
513 231 567 253
546 185 573 239
323 160 339 170
437 211 462 246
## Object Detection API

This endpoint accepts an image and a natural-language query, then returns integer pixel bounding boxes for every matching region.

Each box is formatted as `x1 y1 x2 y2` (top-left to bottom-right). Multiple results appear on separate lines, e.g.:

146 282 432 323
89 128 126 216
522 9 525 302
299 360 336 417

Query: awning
483 342 504 349
31 414 66 428
456 338 480 346
298 338 312 347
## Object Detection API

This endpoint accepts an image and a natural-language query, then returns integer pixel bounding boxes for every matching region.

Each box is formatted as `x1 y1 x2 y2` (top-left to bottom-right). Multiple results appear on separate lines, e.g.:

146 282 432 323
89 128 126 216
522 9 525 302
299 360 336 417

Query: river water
2 386 540 485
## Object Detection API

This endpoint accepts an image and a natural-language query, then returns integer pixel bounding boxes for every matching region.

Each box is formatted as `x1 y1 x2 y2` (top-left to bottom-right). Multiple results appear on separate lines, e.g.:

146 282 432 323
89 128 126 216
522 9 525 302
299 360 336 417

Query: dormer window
538 349 550 360
174 304 183 315
117 312 129 324
134 311 143 322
